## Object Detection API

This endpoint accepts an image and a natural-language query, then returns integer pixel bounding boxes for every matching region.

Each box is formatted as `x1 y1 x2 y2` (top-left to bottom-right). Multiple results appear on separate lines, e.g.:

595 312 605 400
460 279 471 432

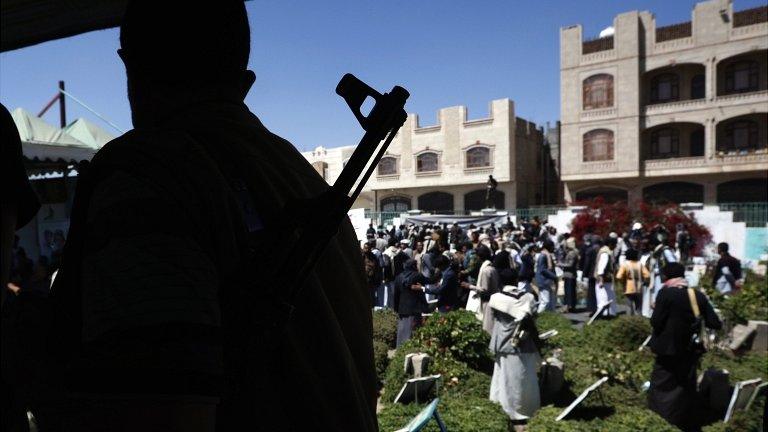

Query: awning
1 0 128 52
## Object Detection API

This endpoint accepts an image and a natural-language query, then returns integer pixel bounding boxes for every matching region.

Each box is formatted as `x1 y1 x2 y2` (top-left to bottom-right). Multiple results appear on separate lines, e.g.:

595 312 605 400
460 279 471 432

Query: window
582 74 614 110
381 196 410 212
691 74 705 99
650 128 680 159
465 147 490 168
582 129 614 162
651 73 679 103
723 120 759 151
725 61 759 93
377 156 398 176
416 152 439 172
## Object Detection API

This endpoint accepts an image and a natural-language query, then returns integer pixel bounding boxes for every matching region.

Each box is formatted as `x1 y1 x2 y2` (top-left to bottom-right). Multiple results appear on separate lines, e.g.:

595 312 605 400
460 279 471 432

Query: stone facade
560 0 768 205
303 99 558 212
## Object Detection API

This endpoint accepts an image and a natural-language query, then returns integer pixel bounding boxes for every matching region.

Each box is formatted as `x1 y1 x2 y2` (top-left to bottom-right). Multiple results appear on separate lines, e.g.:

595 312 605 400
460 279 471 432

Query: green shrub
381 339 473 403
700 349 768 382
703 270 768 325
581 315 652 353
411 310 491 371
537 312 583 353
440 368 491 400
372 308 398 348
702 398 765 432
528 405 677 432
373 340 390 383
377 396 508 432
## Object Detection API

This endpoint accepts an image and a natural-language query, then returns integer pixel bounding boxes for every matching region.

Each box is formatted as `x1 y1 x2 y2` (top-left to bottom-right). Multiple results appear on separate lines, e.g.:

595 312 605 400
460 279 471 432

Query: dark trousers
626 293 642 315
587 277 597 314
396 315 423 348
563 278 577 311
648 354 701 432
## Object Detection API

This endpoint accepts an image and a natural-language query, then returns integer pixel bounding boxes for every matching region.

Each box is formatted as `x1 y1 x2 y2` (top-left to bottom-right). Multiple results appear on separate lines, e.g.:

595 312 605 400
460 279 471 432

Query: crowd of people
362 216 743 430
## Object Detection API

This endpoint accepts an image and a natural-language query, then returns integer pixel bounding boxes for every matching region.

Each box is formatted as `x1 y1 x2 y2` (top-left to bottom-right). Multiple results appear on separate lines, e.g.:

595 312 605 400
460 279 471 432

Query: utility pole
58 80 66 128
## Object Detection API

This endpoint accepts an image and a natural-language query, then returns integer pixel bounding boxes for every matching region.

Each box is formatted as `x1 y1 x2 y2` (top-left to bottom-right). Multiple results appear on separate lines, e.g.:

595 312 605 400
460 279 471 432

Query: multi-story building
560 0 768 205
303 99 559 213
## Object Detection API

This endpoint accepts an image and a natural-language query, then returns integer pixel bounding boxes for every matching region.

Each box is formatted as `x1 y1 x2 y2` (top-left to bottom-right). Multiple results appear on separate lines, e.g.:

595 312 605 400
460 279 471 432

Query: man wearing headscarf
394 259 430 346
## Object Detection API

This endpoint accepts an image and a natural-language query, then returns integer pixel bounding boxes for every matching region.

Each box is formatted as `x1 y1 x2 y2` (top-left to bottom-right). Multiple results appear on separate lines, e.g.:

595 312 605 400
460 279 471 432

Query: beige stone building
560 0 768 205
303 99 558 213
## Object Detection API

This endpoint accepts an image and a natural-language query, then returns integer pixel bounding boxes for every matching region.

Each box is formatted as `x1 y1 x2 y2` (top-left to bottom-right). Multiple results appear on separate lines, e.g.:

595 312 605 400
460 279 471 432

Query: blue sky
1 0 764 151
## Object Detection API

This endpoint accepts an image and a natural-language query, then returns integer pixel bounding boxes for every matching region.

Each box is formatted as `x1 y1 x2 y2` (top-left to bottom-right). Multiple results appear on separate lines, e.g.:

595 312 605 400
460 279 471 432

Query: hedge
372 308 398 348
373 340 390 383
378 395 508 432
527 405 677 432
702 270 768 326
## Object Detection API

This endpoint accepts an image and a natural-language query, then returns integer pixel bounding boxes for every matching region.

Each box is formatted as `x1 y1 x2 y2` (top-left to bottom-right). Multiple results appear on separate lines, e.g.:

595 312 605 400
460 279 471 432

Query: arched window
723 120 759 151
651 73 679 103
381 196 411 212
465 147 490 168
725 61 759 93
582 74 614 110
691 74 705 99
582 129 614 162
574 188 628 204
417 192 454 213
650 128 680 159
377 156 398 176
643 182 703 204
416 152 439 172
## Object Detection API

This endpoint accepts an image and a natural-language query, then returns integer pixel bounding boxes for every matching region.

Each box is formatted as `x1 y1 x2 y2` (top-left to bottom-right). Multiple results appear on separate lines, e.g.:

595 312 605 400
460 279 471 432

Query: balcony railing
656 22 692 42
733 5 768 28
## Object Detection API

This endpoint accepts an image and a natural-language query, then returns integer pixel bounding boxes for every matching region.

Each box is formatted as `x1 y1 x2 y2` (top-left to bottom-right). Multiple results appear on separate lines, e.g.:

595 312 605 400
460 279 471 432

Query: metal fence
362 203 768 228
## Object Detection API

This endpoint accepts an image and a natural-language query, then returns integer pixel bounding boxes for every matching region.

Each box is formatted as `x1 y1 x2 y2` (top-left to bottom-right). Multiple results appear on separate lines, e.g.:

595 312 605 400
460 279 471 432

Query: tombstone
747 320 768 352
746 382 768 410
729 324 756 351
394 375 441 405
404 353 431 378
539 329 558 341
587 300 613 326
725 378 763 422
394 398 447 432
638 335 652 351
540 357 565 402
556 377 609 421
698 368 732 415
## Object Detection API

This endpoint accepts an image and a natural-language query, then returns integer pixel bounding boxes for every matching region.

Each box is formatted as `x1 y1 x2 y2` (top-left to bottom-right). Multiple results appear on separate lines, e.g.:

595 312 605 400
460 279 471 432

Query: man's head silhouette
119 1 255 127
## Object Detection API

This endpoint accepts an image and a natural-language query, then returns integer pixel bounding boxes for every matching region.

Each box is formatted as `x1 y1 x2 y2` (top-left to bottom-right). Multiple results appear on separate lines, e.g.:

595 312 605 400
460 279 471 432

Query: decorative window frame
414 149 442 175
581 127 616 162
376 154 400 177
462 143 494 171
581 72 615 111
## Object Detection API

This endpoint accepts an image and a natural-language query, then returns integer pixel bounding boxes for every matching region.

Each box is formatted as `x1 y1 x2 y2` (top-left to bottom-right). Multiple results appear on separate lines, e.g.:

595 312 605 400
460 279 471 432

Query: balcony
641 63 705 113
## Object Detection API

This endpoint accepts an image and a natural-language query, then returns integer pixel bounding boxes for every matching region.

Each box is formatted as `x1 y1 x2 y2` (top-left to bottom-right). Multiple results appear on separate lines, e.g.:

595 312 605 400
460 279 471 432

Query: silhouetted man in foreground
50 2 377 431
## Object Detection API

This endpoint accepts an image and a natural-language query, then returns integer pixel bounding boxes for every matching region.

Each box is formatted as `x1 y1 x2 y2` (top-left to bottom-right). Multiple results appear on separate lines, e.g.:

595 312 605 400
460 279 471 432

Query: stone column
706 117 717 159
707 57 717 101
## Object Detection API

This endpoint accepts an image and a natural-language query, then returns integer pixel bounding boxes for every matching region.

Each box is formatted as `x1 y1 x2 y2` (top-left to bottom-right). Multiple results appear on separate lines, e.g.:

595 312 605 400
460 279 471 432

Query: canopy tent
11 108 114 173
1 0 128 52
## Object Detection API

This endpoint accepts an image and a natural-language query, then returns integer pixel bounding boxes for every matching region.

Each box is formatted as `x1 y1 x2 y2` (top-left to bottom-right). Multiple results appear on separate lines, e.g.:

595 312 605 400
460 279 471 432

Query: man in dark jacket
712 242 742 295
423 255 459 312
582 236 601 314
46 3 377 431
648 263 721 432
394 259 430 347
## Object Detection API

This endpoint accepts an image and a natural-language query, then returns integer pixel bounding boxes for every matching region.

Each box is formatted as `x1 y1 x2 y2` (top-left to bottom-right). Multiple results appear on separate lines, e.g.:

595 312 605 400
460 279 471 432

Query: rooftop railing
656 21 692 42
733 5 768 28
582 36 613 54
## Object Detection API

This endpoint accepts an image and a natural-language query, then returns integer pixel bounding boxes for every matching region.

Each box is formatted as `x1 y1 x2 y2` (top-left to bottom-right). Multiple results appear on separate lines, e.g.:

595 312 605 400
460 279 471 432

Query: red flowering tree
569 197 712 255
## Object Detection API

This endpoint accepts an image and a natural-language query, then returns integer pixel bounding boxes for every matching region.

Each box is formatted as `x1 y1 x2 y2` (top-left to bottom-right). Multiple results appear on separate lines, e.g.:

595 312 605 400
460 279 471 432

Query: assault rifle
263 74 409 324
